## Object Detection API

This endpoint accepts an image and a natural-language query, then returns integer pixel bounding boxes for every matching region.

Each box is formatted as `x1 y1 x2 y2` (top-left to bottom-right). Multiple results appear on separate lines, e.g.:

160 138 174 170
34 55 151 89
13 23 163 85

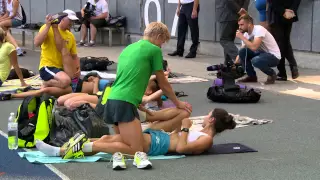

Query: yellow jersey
38 25 77 70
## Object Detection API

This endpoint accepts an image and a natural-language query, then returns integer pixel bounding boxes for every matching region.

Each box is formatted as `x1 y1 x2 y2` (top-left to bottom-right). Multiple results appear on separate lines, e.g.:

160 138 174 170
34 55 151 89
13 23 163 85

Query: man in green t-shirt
106 22 192 169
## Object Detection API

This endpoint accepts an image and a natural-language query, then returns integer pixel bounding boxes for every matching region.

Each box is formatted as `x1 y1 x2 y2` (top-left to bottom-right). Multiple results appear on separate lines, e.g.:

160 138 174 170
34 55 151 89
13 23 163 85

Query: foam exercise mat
18 151 186 164
168 76 209 84
0 75 42 93
206 143 257 155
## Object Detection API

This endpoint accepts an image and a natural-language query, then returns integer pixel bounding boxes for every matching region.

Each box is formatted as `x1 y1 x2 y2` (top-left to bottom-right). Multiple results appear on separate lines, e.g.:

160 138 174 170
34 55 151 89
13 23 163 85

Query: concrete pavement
0 47 318 179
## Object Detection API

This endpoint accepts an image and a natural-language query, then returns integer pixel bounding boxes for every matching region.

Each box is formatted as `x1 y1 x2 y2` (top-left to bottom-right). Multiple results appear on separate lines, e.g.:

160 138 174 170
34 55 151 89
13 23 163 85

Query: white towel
81 71 116 79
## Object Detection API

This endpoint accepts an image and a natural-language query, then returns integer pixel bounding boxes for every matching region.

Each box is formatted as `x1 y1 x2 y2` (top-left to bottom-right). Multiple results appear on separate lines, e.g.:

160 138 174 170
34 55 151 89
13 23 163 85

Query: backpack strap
20 4 27 25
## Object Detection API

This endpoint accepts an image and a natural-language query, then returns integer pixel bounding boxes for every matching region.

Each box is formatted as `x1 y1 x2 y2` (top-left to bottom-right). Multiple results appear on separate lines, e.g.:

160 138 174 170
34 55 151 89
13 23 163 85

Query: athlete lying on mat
0 75 110 100
57 76 166 111
36 108 235 170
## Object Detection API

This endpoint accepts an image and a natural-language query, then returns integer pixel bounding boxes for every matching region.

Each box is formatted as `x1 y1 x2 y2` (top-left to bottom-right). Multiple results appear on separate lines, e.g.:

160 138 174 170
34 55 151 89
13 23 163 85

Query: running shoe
133 152 152 169
112 152 126 170
62 132 89 159
0 93 12 101
51 13 68 24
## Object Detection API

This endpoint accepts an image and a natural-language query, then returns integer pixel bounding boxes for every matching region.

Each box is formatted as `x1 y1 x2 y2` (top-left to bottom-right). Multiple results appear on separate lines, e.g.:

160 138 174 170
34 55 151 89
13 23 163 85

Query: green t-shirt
0 42 16 82
108 40 163 106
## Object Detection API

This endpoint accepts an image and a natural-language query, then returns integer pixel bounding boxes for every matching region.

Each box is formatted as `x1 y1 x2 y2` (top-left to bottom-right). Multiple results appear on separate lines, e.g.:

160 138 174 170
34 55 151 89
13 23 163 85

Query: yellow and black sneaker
51 12 68 24
62 132 89 159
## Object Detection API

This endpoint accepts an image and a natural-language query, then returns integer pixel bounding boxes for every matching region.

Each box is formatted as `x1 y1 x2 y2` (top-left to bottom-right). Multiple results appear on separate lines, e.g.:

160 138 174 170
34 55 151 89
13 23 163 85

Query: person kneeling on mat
235 14 280 85
36 108 235 170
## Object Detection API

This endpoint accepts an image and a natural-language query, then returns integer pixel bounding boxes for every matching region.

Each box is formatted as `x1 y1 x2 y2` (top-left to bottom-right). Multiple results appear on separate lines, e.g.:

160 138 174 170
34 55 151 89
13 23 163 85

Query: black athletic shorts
83 19 107 28
105 99 140 126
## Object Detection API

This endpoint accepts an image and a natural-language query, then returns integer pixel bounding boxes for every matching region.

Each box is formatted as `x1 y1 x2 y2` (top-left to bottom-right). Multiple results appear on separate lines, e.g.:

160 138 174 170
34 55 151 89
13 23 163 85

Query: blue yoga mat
18 151 186 164
0 135 59 179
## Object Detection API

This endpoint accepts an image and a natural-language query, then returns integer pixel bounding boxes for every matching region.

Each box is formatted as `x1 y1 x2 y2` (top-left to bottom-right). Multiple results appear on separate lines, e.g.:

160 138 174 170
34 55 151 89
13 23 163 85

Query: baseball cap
62 9 79 21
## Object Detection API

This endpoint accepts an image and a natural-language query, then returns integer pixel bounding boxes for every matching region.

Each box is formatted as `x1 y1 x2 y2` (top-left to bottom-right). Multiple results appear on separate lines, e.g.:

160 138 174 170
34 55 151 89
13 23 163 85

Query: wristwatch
181 128 189 133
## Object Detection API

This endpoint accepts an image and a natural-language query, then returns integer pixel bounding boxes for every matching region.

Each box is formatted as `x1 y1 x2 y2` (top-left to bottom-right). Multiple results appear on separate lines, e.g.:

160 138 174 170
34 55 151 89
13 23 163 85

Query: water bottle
8 112 18 150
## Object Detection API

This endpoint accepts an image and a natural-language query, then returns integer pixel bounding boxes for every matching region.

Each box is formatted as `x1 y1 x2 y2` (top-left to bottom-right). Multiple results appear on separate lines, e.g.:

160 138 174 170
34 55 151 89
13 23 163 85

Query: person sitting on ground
0 75 110 101
78 0 109 47
34 10 79 90
235 14 280 85
0 0 23 56
35 108 235 170
0 27 26 88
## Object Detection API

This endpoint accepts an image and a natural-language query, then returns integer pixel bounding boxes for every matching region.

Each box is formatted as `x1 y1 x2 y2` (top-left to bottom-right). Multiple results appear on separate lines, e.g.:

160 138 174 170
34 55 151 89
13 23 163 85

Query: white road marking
0 130 70 180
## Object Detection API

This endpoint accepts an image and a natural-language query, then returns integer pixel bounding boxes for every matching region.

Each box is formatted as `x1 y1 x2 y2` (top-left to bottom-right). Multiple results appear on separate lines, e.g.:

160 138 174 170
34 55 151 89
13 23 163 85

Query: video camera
83 2 96 21
207 62 245 91
74 2 96 32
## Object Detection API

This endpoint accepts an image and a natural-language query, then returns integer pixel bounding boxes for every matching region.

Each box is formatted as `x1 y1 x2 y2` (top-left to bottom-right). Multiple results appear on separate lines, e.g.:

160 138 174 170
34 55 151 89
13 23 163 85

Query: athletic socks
35 140 60 157
82 142 93 153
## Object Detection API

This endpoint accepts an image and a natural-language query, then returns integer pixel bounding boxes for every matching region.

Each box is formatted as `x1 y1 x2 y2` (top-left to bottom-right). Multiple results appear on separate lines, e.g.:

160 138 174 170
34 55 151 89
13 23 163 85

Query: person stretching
95 22 192 169
36 108 235 170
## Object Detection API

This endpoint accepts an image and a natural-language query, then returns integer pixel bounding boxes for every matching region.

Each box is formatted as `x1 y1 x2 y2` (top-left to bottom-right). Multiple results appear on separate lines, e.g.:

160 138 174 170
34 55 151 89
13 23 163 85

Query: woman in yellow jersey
0 27 27 92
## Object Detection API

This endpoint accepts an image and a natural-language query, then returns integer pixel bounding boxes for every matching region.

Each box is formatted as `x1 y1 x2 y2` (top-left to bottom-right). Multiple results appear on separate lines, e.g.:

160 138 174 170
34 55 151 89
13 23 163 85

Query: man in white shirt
168 0 199 58
79 0 109 47
235 14 280 85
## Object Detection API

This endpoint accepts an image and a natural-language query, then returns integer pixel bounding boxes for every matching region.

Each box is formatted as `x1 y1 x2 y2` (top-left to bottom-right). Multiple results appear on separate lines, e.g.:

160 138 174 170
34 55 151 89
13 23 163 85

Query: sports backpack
15 95 56 148
80 56 115 71
107 15 127 28
206 78 262 103
95 81 113 118
207 85 261 103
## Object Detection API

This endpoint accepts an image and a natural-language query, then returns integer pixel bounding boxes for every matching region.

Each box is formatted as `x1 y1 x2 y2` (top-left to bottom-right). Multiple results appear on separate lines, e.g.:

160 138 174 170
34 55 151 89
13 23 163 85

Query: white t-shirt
85 0 109 21
180 0 194 4
242 25 281 59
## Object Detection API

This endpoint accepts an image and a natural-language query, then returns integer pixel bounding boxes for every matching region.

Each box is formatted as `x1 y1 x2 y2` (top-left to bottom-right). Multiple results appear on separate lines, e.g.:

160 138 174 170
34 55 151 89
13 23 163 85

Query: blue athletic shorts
143 129 170 156
39 66 63 81
11 19 22 27
98 79 110 91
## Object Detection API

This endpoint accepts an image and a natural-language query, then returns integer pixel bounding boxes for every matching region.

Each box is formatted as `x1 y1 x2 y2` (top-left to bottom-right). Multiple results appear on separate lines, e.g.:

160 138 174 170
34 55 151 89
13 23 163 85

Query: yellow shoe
61 132 82 150
62 133 89 159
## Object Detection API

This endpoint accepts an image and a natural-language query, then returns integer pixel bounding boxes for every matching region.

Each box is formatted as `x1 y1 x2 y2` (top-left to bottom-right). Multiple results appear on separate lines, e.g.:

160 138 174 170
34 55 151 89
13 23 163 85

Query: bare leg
89 23 97 42
6 31 19 48
11 87 72 99
147 108 190 132
146 108 190 122
43 71 71 89
61 43 76 78
80 24 87 42
64 95 98 110
57 93 88 105
60 134 128 156
0 20 12 30
118 119 144 154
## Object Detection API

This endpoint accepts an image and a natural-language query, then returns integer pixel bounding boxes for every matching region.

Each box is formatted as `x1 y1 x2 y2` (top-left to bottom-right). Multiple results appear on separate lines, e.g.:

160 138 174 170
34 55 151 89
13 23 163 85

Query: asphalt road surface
0 51 319 180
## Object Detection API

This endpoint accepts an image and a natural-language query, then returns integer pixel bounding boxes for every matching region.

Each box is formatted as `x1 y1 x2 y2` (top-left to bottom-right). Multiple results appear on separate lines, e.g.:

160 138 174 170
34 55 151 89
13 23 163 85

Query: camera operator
78 0 109 47
235 14 280 85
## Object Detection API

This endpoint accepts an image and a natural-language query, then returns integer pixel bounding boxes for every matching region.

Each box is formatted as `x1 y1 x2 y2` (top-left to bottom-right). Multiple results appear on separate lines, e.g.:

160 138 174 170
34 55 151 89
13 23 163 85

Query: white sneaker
133 152 152 169
112 152 126 170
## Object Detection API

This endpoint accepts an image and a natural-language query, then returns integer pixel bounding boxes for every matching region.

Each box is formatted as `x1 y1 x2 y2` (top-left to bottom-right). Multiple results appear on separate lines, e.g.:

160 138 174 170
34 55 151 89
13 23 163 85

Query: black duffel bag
207 86 261 103
49 103 110 147
80 56 114 71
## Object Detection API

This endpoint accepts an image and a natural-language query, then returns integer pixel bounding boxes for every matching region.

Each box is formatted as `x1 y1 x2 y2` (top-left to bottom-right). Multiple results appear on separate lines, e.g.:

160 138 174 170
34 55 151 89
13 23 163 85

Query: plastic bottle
8 112 18 150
